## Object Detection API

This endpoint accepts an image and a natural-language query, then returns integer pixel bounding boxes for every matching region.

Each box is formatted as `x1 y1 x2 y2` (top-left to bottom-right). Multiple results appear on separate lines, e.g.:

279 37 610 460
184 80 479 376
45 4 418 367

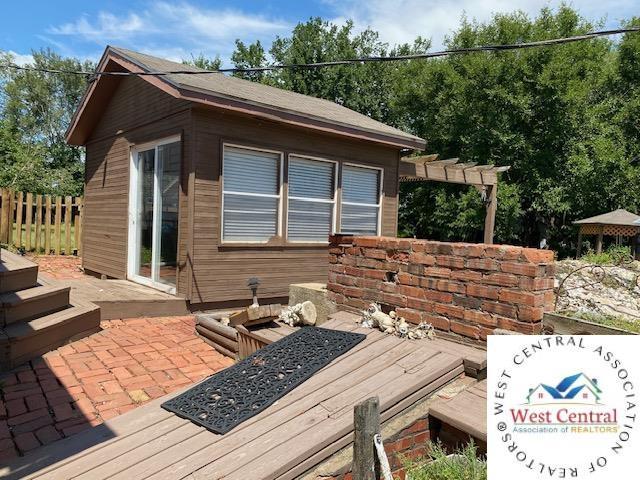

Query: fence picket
54 196 62 255
15 191 24 248
25 193 33 251
7 190 15 246
45 195 52 254
35 194 42 252
0 189 8 243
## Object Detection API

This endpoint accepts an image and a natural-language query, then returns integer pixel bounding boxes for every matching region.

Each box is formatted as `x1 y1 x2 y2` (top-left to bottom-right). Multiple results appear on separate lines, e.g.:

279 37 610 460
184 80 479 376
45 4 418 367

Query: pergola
399 155 510 244
574 208 640 257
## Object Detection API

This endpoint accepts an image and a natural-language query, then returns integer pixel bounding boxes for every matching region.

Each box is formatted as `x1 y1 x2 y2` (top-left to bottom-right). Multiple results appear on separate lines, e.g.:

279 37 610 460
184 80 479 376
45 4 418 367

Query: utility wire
1 26 639 77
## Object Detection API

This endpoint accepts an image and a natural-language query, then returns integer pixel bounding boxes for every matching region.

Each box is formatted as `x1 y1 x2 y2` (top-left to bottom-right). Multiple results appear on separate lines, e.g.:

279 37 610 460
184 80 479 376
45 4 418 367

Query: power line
2 26 639 77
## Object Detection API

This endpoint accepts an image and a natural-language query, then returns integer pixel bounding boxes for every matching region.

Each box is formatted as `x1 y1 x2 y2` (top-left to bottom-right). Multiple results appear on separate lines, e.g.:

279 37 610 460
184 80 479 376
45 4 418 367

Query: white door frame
127 135 181 294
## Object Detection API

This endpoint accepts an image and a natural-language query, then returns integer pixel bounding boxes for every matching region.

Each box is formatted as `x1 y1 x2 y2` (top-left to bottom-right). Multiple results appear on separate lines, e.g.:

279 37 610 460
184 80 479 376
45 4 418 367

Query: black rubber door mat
161 326 366 434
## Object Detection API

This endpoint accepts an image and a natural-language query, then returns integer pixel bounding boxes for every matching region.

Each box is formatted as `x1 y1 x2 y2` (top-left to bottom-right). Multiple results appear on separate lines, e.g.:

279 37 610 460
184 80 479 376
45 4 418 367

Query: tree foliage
231 9 640 255
0 49 93 195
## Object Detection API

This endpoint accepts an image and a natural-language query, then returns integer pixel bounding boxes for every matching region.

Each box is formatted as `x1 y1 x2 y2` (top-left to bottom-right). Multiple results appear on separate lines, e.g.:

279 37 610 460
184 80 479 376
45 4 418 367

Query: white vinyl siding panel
222 146 280 242
341 165 381 235
287 156 336 242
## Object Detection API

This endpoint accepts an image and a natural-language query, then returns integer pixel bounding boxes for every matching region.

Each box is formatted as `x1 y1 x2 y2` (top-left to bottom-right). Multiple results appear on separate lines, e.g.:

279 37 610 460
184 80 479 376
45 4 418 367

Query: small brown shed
67 46 425 308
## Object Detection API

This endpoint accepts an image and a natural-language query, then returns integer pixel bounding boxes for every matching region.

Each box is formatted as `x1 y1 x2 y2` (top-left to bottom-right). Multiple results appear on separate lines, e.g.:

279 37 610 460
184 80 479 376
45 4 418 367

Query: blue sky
1 0 637 66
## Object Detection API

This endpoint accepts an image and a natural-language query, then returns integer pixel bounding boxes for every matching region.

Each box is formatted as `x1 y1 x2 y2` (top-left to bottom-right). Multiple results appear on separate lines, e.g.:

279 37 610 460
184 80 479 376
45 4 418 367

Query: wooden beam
596 227 603 254
484 184 497 244
577 230 583 258
353 397 381 480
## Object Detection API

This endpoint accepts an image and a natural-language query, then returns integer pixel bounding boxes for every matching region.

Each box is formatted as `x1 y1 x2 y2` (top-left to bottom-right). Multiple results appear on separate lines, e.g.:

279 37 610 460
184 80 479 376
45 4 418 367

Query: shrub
581 245 633 265
405 441 486 480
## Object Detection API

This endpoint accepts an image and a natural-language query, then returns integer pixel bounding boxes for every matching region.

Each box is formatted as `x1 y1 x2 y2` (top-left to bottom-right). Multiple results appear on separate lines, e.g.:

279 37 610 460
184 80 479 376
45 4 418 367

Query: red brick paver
0 316 233 461
25 254 84 280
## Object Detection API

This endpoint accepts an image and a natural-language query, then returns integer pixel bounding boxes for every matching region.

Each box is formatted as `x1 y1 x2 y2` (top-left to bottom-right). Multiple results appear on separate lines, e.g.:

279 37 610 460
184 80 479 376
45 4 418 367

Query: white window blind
341 165 381 235
222 146 280 242
287 156 336 242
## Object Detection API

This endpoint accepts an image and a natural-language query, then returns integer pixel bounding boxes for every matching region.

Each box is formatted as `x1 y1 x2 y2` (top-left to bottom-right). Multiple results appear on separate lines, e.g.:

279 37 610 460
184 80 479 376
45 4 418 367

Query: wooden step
0 301 101 370
429 379 487 447
0 250 38 293
1 284 71 326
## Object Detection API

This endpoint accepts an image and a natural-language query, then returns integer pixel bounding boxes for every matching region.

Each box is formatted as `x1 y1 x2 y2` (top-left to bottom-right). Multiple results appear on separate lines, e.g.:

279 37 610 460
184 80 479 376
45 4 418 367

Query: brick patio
0 315 233 461
25 254 84 280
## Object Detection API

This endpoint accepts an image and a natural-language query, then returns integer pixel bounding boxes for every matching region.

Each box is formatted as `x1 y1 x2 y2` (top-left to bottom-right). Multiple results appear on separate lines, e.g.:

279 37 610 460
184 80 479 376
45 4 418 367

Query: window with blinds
287 156 336 242
340 164 381 235
222 146 281 242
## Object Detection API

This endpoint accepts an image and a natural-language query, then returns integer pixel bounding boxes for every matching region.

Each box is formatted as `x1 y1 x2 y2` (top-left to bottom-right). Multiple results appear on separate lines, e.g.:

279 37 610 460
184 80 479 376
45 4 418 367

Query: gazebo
574 208 640 257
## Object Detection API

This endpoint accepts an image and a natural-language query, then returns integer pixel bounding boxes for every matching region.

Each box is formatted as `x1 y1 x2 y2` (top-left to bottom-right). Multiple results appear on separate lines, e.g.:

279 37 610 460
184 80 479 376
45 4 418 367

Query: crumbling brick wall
327 235 555 340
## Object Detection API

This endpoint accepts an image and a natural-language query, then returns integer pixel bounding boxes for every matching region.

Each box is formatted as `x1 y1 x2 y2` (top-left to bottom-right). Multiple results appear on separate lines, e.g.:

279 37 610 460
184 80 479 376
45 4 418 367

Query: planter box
544 312 637 335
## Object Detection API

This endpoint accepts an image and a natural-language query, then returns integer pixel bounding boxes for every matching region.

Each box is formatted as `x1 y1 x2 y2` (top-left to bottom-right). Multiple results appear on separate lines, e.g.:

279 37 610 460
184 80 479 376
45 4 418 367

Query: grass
405 442 486 480
561 310 640 334
9 223 78 254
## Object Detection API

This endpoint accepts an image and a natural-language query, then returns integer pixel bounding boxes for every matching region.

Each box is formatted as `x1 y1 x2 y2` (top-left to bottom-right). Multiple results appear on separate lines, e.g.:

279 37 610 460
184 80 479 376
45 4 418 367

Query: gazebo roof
574 209 640 226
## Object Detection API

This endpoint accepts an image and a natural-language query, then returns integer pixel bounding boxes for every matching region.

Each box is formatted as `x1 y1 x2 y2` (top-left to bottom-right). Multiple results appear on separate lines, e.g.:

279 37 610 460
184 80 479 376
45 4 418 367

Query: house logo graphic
526 372 602 405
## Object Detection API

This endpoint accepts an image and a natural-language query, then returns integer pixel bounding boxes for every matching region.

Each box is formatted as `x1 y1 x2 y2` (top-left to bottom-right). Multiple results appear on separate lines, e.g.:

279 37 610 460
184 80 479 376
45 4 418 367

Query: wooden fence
0 188 83 256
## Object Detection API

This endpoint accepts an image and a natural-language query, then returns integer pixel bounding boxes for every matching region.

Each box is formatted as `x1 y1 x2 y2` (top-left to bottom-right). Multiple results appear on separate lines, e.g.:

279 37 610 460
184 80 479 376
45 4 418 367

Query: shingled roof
573 209 640 226
66 46 426 150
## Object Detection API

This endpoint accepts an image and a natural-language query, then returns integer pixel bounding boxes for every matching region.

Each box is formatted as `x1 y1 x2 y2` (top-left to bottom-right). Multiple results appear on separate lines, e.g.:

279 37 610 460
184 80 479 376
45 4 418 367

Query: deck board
50 276 189 319
429 379 488 442
1 322 484 480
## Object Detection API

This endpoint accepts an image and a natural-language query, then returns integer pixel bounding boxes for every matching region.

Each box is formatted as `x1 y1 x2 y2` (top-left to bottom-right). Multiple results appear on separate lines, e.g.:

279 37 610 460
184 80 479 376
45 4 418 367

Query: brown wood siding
190 107 400 305
83 76 192 295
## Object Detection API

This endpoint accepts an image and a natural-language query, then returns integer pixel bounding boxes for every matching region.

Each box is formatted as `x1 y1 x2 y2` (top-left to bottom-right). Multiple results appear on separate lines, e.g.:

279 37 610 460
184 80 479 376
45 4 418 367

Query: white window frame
220 143 284 244
339 162 383 236
286 154 338 244
127 134 181 295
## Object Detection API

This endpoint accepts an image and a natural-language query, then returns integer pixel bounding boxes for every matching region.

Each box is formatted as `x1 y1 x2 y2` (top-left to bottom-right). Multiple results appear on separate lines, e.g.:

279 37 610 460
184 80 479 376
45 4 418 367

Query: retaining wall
327 235 555 340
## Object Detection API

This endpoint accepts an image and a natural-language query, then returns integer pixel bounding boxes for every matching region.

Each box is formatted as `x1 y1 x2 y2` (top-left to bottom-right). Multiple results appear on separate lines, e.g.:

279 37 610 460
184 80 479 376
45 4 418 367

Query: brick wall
316 416 430 480
327 235 555 340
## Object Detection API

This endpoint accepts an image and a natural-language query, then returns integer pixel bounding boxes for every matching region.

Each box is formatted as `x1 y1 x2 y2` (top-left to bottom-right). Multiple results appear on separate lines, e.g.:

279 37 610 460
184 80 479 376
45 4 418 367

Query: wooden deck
1 316 486 480
55 276 189 320
429 379 487 443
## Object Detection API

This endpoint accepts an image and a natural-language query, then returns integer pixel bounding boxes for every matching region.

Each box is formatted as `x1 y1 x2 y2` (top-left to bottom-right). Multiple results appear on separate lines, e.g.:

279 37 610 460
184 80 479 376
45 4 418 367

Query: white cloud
325 0 638 49
7 50 34 66
46 1 291 63
49 12 145 42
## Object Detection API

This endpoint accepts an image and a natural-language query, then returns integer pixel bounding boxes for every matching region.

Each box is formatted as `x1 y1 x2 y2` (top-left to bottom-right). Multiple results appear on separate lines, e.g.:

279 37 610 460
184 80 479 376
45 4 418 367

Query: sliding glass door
129 137 180 293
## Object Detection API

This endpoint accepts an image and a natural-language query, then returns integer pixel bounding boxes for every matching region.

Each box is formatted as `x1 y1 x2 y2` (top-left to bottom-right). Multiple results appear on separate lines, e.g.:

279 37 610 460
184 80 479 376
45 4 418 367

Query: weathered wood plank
34 195 42 252
142 334 408 480
65 195 72 254
24 192 33 250
44 195 52 254
54 196 62 255
429 380 487 442
353 397 380 480
218 352 461 480
15 191 23 248
0 189 8 244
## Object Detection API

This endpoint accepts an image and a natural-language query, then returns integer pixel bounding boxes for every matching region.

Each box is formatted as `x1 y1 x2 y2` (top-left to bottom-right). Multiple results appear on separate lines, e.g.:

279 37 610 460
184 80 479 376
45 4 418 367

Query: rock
556 259 640 322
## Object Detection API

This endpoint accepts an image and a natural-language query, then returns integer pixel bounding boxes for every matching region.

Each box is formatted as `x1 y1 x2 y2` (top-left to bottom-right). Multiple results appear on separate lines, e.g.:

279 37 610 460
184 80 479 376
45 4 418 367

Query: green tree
183 53 222 71
393 6 640 254
231 18 429 123
0 48 93 195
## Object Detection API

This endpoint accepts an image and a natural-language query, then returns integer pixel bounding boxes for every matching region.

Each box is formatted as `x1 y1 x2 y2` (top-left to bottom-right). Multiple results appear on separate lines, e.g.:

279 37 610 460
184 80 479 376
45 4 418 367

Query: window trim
339 162 383 236
220 143 284 245
285 153 338 244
